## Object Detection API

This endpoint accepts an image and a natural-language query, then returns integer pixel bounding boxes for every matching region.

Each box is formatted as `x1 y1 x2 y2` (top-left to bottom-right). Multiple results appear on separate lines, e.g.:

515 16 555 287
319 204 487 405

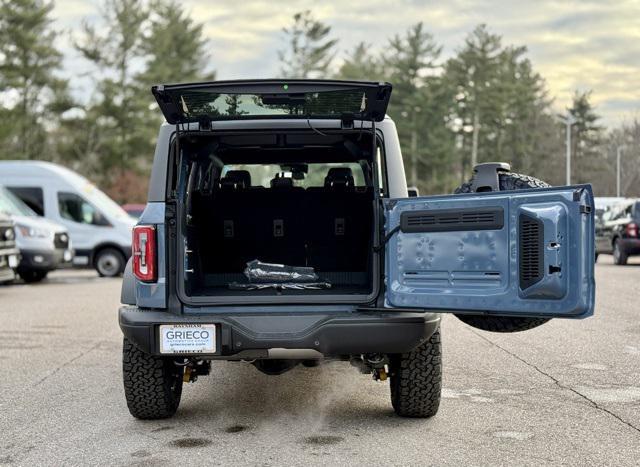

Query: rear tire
454 171 551 333
390 328 442 418
613 239 628 265
95 248 125 277
17 269 48 283
123 338 184 420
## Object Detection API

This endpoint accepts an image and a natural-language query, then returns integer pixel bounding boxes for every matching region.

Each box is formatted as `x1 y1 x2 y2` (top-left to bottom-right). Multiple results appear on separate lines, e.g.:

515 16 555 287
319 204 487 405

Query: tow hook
181 359 211 383
183 365 194 383
372 367 388 381
351 354 390 381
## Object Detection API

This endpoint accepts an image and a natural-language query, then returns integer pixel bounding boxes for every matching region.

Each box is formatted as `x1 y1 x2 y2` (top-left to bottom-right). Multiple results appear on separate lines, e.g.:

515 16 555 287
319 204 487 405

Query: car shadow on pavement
172 361 426 433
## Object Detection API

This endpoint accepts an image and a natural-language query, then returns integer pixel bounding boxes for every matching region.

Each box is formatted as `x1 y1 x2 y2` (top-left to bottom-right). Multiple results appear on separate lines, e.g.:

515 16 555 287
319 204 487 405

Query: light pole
616 145 625 197
559 111 577 185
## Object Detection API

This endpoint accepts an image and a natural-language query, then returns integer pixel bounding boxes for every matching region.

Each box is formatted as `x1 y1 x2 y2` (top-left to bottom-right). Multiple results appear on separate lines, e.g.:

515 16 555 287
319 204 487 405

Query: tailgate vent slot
400 207 503 233
519 214 544 289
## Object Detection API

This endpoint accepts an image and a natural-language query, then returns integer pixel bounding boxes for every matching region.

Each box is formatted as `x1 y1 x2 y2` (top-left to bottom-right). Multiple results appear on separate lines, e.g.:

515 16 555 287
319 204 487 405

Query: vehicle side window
57 192 110 226
7 186 44 216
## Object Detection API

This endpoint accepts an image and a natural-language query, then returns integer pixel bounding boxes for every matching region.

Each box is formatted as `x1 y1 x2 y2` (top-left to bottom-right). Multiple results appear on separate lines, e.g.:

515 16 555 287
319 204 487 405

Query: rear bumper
119 306 440 358
620 238 640 255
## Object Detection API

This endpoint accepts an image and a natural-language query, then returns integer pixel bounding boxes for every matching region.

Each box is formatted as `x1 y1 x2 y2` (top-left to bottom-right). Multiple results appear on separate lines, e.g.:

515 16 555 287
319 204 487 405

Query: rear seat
254 174 306 266
203 167 372 275
203 170 256 272
306 168 372 272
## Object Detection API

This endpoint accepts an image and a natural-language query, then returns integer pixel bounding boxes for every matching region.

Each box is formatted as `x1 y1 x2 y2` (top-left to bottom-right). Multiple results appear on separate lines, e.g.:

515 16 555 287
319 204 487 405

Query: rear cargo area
176 131 378 301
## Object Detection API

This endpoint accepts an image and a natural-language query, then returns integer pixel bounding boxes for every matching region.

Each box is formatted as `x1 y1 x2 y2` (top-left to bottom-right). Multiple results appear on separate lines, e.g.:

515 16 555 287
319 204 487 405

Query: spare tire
453 171 551 333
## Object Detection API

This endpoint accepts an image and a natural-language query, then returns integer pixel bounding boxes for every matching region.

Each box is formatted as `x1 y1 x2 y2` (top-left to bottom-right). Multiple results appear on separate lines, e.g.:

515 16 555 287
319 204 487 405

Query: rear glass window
221 163 365 188
175 90 366 120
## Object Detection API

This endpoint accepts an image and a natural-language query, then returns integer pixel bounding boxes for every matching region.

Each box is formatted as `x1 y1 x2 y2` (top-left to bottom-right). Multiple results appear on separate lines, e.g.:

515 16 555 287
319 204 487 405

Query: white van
0 161 135 277
0 185 73 282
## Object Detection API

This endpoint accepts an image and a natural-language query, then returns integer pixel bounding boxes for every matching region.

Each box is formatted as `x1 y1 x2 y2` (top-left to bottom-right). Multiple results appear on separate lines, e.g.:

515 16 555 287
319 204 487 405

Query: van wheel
123 338 183 419
389 328 442 418
454 171 551 333
95 248 125 277
18 269 48 283
613 239 628 265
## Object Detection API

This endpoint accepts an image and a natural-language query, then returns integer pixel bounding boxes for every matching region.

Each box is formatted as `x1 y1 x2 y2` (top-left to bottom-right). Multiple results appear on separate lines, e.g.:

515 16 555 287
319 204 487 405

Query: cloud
51 0 640 126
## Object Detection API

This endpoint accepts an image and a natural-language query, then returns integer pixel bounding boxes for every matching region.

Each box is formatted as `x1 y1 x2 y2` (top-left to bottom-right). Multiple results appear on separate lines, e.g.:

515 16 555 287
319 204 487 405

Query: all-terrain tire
122 338 183 419
390 328 442 418
454 171 552 333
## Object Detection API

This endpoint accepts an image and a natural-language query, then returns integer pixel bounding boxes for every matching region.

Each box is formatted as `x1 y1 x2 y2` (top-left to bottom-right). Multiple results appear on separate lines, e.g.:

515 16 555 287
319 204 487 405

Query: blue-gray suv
119 80 596 419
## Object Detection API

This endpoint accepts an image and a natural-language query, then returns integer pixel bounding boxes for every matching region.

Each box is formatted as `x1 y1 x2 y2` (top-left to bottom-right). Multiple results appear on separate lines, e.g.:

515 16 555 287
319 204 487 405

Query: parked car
594 196 626 212
0 161 134 277
118 79 595 420
121 203 146 219
595 198 640 265
0 212 20 283
0 186 73 282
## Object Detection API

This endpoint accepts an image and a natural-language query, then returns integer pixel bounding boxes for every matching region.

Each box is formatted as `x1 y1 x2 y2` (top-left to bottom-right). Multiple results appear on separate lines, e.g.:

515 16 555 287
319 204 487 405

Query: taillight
626 222 638 238
132 225 156 282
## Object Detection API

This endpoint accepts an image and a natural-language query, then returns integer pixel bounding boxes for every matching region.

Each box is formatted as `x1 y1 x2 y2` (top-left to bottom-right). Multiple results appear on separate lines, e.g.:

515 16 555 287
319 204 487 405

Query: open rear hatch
158 80 392 305
152 79 392 125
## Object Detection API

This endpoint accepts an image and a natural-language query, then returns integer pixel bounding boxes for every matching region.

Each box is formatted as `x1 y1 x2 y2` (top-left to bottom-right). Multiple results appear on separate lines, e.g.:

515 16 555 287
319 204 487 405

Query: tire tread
122 338 183 419
390 329 442 418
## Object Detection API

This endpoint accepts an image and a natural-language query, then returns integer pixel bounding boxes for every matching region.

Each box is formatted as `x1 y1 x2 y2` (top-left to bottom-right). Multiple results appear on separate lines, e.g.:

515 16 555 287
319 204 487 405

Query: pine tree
382 23 453 193
135 0 216 145
0 0 71 160
445 25 558 182
137 0 215 86
336 43 383 81
73 0 149 176
568 90 605 184
278 11 338 79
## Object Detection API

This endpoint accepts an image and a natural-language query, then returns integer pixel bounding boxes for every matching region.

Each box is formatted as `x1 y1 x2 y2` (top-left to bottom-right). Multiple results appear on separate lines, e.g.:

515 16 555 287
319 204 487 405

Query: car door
384 184 595 319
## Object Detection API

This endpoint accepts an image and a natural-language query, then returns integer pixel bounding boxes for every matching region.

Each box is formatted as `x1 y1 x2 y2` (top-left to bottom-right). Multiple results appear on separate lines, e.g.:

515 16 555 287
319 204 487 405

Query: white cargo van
0 161 134 277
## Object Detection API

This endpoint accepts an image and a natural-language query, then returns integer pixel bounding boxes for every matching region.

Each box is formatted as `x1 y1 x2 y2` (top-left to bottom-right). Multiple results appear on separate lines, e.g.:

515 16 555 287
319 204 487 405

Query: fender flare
120 258 136 305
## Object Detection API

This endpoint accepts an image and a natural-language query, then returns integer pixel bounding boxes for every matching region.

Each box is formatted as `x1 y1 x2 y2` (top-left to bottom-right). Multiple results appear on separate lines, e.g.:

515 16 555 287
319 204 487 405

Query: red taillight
626 222 638 238
132 225 156 282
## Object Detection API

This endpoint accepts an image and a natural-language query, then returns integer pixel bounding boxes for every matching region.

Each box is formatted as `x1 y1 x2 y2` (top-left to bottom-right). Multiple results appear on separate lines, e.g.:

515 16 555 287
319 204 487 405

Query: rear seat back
203 170 256 272
201 168 373 275
306 168 372 272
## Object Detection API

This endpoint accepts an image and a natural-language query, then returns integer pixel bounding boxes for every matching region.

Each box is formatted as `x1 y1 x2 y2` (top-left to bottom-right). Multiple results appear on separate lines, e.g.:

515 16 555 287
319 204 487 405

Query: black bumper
620 238 640 255
119 306 440 358
18 248 70 272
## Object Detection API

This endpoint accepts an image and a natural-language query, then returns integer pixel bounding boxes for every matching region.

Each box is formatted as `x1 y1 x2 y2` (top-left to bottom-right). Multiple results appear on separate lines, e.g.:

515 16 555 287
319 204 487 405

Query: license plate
8 255 18 268
159 324 216 354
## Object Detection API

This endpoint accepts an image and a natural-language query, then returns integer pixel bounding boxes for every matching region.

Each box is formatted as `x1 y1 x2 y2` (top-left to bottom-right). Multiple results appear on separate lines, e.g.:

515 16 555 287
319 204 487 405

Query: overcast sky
52 0 640 127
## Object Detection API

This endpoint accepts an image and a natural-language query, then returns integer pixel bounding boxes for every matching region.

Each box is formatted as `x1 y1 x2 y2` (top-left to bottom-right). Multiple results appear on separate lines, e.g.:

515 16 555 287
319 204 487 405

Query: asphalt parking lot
1 256 639 466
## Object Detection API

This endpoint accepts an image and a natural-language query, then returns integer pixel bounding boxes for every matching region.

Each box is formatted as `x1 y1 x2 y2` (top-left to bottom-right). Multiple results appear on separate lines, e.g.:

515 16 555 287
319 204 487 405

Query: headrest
220 170 251 190
324 167 354 189
270 174 294 189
